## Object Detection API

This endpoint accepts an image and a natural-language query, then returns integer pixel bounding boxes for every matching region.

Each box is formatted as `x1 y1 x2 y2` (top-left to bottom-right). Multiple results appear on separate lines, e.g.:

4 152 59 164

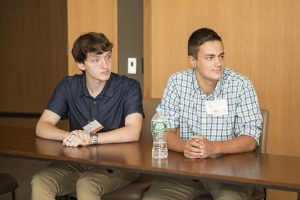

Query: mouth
101 71 110 75
212 69 222 73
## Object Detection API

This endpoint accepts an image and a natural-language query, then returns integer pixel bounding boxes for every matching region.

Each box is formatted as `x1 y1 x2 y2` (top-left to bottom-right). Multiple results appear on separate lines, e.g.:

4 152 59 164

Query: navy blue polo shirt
47 73 144 132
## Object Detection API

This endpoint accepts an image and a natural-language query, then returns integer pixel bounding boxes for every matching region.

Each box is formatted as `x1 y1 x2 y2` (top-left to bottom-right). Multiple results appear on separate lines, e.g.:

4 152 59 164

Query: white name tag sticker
82 120 103 133
205 99 228 116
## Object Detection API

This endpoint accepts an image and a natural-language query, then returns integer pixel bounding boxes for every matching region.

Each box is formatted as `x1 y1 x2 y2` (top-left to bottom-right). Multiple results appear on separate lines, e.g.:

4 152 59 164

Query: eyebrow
203 52 225 57
89 52 112 58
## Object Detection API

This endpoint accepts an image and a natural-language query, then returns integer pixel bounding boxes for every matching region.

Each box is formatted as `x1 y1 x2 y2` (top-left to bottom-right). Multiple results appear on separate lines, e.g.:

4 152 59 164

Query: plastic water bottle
151 104 168 159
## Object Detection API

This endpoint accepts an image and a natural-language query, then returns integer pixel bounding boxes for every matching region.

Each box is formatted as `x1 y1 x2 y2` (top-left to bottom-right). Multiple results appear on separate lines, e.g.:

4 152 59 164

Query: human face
189 40 225 85
78 51 112 82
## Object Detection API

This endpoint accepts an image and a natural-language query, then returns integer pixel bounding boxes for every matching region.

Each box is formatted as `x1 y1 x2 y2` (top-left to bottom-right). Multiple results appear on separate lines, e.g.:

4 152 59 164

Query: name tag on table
205 99 228 116
82 120 103 133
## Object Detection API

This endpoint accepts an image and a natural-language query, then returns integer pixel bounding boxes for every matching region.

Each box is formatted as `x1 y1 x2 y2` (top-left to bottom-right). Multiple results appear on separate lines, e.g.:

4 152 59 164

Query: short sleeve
46 78 69 118
161 75 181 129
123 80 144 118
234 79 263 144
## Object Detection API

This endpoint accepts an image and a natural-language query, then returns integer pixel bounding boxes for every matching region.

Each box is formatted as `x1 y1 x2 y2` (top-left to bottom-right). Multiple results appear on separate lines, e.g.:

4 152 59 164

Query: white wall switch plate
128 57 137 74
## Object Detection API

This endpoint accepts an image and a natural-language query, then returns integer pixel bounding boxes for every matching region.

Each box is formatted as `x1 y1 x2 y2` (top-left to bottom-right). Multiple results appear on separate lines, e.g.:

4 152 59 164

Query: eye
106 54 112 60
219 55 225 60
91 59 99 63
205 56 214 61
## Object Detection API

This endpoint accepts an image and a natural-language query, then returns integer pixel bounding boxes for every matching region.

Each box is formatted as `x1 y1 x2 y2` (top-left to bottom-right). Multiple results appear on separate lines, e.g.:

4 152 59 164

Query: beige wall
0 0 118 129
67 0 118 75
144 0 300 199
0 0 68 113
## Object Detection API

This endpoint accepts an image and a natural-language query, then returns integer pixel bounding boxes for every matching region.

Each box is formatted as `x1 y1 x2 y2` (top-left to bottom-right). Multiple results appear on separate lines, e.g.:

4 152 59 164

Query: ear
77 62 86 71
188 56 197 68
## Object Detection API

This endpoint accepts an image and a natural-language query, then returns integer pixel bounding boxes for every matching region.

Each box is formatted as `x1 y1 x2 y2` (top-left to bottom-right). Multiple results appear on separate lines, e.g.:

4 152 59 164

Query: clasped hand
184 135 214 159
62 130 92 147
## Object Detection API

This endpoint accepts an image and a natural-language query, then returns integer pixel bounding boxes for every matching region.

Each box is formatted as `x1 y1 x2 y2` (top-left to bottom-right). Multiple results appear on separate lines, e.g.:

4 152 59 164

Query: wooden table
1 127 300 199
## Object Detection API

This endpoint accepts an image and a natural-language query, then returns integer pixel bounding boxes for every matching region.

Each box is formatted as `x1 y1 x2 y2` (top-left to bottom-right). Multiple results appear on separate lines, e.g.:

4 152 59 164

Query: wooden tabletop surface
1 126 300 193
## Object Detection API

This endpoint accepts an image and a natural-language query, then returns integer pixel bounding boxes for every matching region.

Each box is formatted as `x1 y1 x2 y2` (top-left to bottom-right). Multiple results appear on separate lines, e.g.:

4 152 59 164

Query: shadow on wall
0 156 50 200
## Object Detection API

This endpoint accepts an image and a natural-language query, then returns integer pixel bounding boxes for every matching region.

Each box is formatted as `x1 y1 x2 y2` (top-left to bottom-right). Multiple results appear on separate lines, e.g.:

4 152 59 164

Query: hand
183 137 202 159
191 135 214 158
62 130 92 147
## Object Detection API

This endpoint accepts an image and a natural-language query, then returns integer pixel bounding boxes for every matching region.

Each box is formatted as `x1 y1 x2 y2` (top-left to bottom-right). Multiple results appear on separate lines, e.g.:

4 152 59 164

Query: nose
214 57 222 66
102 59 109 69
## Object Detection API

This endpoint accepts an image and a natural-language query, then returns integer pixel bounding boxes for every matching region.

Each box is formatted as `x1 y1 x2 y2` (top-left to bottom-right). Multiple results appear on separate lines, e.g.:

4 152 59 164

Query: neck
195 73 217 96
86 78 106 98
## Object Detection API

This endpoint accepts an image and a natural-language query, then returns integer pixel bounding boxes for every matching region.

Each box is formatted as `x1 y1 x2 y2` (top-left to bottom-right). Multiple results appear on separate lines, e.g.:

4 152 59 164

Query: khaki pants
31 163 139 200
143 177 264 200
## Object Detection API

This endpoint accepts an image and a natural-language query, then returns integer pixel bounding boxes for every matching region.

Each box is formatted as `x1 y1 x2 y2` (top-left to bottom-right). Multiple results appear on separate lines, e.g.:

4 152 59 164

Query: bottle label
152 121 167 133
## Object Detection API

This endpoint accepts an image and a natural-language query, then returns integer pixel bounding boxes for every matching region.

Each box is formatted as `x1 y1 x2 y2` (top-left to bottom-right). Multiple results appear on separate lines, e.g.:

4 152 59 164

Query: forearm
36 121 69 141
166 129 186 152
97 125 141 144
212 135 257 155
96 112 143 144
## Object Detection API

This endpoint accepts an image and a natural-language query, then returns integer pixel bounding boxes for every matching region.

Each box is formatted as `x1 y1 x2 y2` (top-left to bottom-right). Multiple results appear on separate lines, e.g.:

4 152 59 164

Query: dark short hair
71 32 113 63
188 28 222 59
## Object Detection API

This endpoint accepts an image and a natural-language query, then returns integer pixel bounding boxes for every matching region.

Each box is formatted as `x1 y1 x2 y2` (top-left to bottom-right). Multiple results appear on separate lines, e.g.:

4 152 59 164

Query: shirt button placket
202 102 206 132
91 100 97 120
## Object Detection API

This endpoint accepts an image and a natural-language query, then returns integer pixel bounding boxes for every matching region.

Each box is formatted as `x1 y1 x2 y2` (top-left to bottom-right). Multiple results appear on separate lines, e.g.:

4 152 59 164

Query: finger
189 140 202 148
76 132 86 143
64 135 79 147
69 134 79 142
198 153 208 159
199 149 210 158
75 132 89 145
72 136 83 147
188 146 202 154
191 138 200 143
191 135 204 140
82 134 92 145
63 130 78 143
63 134 72 144
63 136 73 145
83 131 92 143
184 145 202 157
184 150 199 158
71 130 80 136
68 138 80 147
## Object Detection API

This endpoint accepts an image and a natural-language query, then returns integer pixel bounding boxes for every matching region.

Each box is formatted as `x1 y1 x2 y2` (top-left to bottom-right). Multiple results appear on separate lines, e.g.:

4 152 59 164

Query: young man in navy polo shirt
31 32 144 200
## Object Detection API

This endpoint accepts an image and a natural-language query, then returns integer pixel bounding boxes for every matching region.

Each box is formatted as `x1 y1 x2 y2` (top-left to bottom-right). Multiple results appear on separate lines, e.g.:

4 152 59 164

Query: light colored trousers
143 177 265 200
31 163 139 200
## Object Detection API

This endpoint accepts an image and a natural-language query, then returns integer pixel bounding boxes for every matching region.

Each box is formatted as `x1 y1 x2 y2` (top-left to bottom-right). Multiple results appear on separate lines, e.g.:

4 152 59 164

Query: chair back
141 98 161 141
0 173 18 200
258 108 269 153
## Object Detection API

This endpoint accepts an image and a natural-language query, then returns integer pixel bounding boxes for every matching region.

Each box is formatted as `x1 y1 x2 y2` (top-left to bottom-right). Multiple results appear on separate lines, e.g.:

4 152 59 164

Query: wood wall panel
67 0 118 75
0 0 68 113
144 1 300 199
0 0 117 127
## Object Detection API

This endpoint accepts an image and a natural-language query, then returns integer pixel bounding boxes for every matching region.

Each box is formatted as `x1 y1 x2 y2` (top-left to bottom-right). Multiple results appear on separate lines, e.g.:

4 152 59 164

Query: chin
212 71 223 80
102 74 111 81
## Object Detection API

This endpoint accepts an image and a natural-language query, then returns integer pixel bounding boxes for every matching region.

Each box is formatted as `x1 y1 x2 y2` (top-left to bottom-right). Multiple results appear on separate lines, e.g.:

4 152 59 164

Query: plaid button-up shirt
161 68 262 143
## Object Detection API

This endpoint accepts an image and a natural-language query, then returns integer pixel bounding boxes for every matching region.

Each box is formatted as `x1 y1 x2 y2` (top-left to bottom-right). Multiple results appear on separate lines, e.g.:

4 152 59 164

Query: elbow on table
35 121 42 137
247 138 258 152
132 131 141 142
35 120 49 139
128 128 142 142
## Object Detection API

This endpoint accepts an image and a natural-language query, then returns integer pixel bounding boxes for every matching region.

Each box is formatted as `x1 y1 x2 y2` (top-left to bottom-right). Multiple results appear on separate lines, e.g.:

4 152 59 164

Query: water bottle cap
156 103 162 112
